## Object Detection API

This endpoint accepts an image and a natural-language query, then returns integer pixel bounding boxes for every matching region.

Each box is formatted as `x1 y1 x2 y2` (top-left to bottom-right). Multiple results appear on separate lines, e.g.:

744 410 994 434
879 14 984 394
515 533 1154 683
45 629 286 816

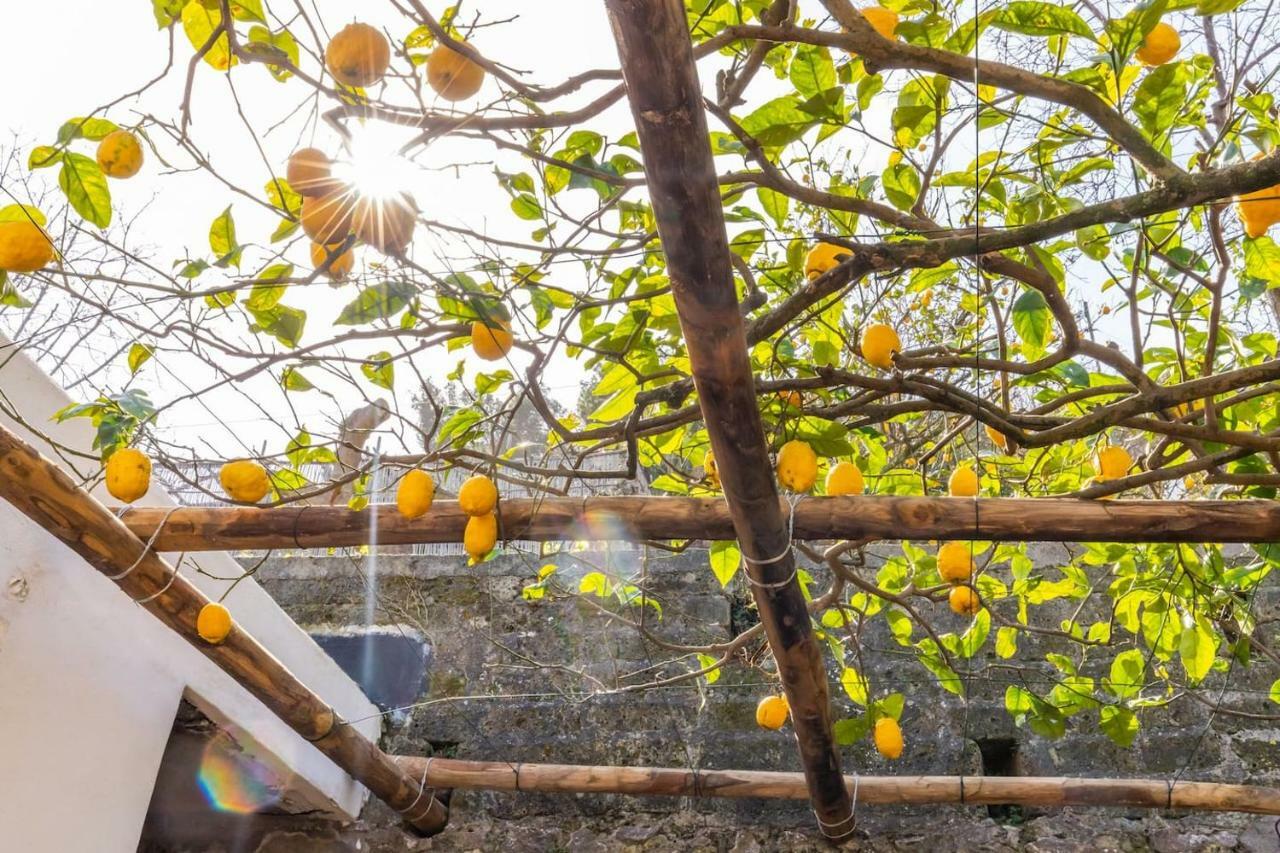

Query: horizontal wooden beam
0 423 448 835
121 496 1280 551
395 756 1280 815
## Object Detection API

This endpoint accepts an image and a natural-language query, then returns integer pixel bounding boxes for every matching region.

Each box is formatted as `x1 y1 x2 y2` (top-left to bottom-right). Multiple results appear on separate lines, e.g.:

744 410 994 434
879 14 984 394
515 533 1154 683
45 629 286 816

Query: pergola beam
602 0 854 838
395 756 1280 814
0 422 449 835
121 497 1280 551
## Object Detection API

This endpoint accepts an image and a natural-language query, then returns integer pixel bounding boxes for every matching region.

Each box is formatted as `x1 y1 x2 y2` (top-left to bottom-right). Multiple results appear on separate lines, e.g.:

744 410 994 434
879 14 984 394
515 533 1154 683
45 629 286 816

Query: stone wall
146 544 1280 851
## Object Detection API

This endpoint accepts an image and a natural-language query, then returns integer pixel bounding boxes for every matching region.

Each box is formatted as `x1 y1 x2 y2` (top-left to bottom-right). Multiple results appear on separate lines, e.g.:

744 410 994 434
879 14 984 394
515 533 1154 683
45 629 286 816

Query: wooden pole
601 0 854 839
395 757 1280 815
121 497 1280 551
0 423 448 835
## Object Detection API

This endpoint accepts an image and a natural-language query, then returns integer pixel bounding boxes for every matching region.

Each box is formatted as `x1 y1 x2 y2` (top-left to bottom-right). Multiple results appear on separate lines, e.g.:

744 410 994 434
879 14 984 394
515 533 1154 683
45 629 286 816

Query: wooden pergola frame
3 0 1280 843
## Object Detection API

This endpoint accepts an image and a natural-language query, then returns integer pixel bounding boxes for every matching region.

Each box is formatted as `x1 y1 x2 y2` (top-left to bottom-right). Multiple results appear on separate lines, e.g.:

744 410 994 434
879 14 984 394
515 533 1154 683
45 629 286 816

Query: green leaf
1099 705 1138 747
361 351 395 390
209 205 242 267
789 44 835 99
1012 289 1051 358
153 0 185 27
1106 648 1146 699
996 626 1018 658
709 540 741 588
281 366 315 392
127 343 154 375
248 304 306 348
840 667 869 706
58 153 111 228
335 281 418 325
1132 63 1186 140
181 0 236 70
27 146 59 170
57 117 119 143
230 0 267 24
511 194 542 220
959 609 991 658
882 162 921 210
1269 678 1280 705
1179 616 1219 685
740 96 817 149
833 715 871 745
578 571 610 597
0 275 32 309
991 2 1096 39
757 187 789 227
697 654 721 684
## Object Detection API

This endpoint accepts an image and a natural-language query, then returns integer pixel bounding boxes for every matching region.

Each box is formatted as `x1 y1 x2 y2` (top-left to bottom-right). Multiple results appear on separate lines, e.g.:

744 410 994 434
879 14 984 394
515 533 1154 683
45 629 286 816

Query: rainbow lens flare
196 735 280 814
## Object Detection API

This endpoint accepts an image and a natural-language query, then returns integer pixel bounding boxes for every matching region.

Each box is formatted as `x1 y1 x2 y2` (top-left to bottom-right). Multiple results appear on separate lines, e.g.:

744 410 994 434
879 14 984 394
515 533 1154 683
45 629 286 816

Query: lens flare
334 122 418 201
196 735 280 814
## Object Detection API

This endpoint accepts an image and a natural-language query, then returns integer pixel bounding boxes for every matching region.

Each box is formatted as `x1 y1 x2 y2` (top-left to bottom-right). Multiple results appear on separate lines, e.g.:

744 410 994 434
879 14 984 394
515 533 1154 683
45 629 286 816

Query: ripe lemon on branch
1136 22 1180 66
825 461 864 495
860 6 899 40
105 447 151 503
465 512 498 565
776 439 818 492
300 189 355 245
459 474 498 516
310 241 354 281
937 541 974 583
220 459 271 503
396 469 435 519
0 219 55 273
427 42 486 101
1095 445 1132 479
287 148 342 198
197 602 233 644
472 319 514 361
756 694 789 730
873 717 903 759
860 323 900 369
326 23 391 88
803 242 849 280
948 464 979 497
96 130 144 179
1235 155 1280 239
949 584 981 615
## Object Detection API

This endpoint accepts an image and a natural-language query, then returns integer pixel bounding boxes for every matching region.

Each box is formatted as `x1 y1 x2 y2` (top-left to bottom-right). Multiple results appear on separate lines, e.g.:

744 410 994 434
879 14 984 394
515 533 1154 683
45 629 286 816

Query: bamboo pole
394 757 1280 815
0 423 448 835
602 0 854 838
121 496 1280 551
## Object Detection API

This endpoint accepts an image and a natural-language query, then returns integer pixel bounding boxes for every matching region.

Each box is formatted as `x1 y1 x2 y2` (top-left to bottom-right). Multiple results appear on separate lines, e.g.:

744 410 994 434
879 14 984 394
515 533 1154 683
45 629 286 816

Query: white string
743 495 804 589
107 505 181 581
814 773 859 838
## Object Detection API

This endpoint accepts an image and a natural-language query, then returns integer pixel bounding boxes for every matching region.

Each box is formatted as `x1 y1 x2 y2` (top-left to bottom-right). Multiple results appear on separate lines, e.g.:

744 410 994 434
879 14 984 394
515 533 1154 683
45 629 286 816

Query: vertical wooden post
0 423 448 835
602 0 855 840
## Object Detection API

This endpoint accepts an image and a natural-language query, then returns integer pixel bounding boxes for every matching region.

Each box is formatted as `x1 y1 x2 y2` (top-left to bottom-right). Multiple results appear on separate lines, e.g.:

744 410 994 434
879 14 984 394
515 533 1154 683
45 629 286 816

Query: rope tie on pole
291 505 308 549
108 505 181 580
814 773 858 839
744 495 803 588
395 757 437 821
302 704 340 742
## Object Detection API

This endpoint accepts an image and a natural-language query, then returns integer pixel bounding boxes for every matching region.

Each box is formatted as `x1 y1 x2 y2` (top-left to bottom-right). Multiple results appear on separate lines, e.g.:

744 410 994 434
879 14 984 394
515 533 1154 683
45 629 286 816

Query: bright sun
333 122 418 200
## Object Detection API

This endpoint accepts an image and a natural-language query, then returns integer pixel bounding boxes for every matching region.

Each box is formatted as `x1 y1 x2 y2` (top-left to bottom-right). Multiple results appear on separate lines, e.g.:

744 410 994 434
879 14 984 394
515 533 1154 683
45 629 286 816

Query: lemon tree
4 0 1280 753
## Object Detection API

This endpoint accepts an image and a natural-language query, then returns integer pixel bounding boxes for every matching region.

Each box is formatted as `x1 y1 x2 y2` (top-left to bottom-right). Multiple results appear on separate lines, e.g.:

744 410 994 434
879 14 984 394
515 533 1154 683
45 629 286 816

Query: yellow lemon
197 602 233 644
458 474 498 516
1136 22 1179 66
1095 445 1132 479
1236 174 1280 240
287 148 342 197
353 192 417 256
0 220 55 273
803 242 849 281
105 447 151 503
396 469 435 519
949 584 981 615
825 461 864 496
860 323 900 369
937 541 974 583
861 6 900 40
464 511 498 564
704 449 720 489
472 321 514 361
985 424 1010 452
300 189 355 246
948 465 979 497
776 439 818 492
427 42 486 101
220 459 271 503
326 22 391 87
755 694 790 730
310 241 354 280
873 717 904 759
96 130 144 179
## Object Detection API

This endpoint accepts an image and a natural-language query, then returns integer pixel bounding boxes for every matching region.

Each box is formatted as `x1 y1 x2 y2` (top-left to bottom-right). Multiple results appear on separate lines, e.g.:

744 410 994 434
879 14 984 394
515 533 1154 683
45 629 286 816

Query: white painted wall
0 337 382 852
